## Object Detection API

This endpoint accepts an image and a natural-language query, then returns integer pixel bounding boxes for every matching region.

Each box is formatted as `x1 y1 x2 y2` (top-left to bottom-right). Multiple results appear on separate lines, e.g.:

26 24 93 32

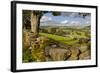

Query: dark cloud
61 12 91 18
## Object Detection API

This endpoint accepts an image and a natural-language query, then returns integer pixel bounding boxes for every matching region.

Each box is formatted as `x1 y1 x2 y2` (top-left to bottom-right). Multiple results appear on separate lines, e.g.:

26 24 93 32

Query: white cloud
69 13 79 17
61 20 68 24
62 12 79 18
86 21 90 24
40 16 52 22
70 21 80 24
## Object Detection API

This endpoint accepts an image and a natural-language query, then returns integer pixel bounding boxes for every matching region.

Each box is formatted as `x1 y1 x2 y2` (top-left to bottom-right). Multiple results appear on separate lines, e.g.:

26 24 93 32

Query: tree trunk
31 11 40 36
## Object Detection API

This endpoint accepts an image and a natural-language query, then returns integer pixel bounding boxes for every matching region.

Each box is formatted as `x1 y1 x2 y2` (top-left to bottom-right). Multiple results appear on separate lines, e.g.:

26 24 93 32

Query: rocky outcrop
23 30 31 49
45 44 90 61
30 36 49 62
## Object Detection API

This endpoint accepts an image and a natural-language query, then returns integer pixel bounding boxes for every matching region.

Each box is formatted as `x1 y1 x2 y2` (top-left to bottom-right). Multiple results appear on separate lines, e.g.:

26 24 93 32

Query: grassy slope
39 33 78 45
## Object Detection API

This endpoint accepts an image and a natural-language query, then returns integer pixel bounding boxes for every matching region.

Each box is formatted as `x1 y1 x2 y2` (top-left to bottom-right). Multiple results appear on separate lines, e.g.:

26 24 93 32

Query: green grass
70 31 87 38
39 33 79 45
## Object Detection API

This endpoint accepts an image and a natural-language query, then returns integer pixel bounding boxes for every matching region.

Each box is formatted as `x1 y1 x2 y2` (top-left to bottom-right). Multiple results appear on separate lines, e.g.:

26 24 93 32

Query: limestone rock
68 46 80 60
79 50 91 60
68 55 78 60
36 36 49 44
48 48 71 61
79 44 88 53
23 30 31 49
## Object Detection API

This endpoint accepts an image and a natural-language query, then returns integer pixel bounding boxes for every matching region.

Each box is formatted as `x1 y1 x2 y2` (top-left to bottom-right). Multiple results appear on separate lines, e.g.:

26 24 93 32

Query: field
22 25 91 62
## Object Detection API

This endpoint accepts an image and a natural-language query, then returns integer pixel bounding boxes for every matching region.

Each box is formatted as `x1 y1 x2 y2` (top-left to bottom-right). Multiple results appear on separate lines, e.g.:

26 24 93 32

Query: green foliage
52 12 61 16
47 27 56 34
22 48 34 63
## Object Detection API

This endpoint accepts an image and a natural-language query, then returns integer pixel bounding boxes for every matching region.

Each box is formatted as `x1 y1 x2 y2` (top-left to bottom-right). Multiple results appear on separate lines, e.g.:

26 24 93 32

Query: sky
40 12 91 26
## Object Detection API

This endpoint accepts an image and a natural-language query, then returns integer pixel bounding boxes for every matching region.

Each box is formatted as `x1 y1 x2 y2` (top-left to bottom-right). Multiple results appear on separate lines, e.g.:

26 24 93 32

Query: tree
78 13 90 19
31 11 42 36
23 10 61 37
31 11 61 36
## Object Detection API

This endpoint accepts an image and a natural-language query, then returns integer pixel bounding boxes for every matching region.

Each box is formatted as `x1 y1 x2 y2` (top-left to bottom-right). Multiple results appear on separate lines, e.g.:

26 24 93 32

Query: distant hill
40 20 90 27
